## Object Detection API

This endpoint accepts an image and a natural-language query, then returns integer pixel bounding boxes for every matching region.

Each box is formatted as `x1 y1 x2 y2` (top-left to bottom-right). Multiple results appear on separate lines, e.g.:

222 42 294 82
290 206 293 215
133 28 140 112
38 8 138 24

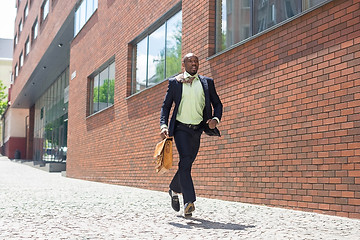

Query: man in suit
160 53 223 217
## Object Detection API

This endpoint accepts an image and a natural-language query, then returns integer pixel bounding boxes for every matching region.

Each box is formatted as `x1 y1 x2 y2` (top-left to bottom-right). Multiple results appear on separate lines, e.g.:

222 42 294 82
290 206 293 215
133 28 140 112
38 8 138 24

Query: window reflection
34 68 69 162
32 19 38 41
165 11 182 79
90 60 115 114
253 0 301 35
108 62 115 105
42 0 49 21
132 9 182 94
92 74 99 113
99 68 108 108
148 25 166 87
74 0 98 36
217 0 328 52
135 38 147 92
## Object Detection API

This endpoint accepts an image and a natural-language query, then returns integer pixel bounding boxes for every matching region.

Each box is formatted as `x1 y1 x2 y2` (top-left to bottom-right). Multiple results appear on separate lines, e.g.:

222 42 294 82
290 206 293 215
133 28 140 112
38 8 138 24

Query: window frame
41 0 49 23
32 18 38 42
19 51 24 69
14 34 18 49
130 2 182 96
74 0 98 37
25 37 30 56
24 1 29 21
213 0 333 56
87 57 115 116
14 64 19 79
18 19 23 35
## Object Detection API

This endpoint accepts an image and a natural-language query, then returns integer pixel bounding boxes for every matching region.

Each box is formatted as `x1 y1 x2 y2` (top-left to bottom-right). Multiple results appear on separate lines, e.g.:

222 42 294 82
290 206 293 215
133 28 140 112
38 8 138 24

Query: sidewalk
0 156 359 240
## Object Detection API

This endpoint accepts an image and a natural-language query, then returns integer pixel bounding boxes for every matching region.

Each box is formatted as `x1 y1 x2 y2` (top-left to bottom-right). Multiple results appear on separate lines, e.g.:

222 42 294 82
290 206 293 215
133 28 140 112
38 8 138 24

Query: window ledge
86 104 113 119
126 79 167 100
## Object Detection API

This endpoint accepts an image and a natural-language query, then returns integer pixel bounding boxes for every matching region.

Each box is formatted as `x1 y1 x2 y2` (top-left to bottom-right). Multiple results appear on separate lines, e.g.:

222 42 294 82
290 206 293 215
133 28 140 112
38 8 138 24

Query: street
1 156 359 240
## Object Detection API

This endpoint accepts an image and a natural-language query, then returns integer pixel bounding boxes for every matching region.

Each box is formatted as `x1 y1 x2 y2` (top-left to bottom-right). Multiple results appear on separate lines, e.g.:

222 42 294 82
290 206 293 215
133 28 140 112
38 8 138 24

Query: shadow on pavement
169 216 256 230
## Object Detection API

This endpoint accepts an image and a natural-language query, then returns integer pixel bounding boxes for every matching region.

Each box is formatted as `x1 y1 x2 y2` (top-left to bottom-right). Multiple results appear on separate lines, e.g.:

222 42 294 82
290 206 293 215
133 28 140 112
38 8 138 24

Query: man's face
183 56 199 75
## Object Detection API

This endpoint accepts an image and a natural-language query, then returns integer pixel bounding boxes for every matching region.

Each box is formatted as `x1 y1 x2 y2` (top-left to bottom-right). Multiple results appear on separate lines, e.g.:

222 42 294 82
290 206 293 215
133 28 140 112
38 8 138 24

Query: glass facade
33 68 69 162
216 0 329 52
132 10 182 94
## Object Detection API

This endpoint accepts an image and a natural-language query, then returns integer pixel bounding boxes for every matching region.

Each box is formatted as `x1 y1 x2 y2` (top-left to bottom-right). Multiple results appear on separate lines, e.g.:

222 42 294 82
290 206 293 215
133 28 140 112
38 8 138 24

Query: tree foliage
93 79 115 105
0 80 8 116
154 22 182 82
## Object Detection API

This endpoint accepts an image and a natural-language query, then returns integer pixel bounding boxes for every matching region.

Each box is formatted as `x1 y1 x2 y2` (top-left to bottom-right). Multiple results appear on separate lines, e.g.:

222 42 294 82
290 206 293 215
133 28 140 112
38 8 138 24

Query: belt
176 121 201 130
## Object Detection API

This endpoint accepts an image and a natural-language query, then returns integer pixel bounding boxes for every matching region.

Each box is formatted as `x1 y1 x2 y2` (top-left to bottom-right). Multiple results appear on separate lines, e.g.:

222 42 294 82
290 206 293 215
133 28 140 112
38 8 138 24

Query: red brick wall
66 0 360 219
4 137 26 159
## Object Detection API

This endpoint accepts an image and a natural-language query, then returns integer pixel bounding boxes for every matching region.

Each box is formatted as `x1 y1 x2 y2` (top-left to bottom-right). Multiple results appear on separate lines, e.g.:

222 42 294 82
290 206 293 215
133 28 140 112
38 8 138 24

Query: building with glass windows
8 0 360 219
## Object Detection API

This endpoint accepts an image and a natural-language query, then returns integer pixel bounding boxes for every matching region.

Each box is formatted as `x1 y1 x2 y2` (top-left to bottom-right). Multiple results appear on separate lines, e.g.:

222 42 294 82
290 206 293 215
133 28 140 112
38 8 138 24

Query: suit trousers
169 124 202 204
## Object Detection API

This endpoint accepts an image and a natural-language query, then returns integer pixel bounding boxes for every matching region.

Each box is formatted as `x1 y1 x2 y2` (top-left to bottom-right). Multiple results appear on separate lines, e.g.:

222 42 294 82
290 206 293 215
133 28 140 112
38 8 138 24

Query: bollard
14 150 21 159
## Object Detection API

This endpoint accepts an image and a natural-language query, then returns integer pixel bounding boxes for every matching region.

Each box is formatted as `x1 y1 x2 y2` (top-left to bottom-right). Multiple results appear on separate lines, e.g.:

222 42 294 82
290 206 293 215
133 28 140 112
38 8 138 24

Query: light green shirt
160 72 219 130
176 72 205 125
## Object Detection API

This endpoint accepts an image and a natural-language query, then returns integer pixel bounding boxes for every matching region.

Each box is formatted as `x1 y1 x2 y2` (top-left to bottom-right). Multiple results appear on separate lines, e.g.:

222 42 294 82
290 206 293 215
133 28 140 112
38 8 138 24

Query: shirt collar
184 71 199 80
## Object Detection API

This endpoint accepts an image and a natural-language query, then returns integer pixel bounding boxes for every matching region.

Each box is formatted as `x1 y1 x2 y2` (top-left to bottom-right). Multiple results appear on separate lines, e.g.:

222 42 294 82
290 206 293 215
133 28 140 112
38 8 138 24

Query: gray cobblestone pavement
1 156 360 240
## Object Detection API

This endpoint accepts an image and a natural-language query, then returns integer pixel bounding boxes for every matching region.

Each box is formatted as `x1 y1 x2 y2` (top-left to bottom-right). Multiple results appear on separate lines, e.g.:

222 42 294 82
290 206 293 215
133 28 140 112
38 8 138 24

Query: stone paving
1 156 360 240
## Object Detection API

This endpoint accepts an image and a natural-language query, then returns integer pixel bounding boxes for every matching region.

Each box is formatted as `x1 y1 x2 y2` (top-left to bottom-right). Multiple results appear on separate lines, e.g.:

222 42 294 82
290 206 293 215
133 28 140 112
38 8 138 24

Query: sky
0 0 16 39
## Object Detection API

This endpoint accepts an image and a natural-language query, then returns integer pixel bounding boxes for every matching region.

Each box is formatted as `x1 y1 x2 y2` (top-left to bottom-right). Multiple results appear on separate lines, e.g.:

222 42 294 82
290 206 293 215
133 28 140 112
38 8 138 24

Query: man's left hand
206 119 218 129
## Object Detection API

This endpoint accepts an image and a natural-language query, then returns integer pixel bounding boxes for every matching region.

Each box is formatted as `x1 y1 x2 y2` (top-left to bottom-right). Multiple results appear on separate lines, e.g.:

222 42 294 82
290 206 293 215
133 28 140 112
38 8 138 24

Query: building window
216 0 329 52
19 51 24 68
15 64 18 78
303 0 328 9
14 34 18 47
18 19 23 34
24 2 29 20
41 0 49 22
89 60 115 115
131 9 182 94
25 37 30 56
32 19 38 41
74 0 98 36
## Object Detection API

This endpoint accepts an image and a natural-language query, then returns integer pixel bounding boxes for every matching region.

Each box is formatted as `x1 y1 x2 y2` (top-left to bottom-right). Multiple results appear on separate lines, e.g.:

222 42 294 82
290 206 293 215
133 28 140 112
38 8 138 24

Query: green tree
93 79 115 105
0 80 8 116
154 21 182 82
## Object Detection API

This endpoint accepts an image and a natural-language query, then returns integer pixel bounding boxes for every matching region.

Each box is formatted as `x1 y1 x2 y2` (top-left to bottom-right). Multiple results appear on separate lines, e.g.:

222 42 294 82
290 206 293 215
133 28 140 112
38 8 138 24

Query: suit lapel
199 75 211 120
175 80 182 105
199 75 208 95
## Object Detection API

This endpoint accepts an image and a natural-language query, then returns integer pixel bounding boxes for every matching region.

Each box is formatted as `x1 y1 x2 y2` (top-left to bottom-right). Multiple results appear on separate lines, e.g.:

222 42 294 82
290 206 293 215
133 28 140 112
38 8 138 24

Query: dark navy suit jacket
160 75 223 136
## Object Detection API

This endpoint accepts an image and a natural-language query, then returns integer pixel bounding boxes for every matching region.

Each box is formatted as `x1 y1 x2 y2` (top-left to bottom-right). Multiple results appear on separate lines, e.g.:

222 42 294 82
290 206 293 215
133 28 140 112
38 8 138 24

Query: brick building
0 38 14 149
8 0 360 218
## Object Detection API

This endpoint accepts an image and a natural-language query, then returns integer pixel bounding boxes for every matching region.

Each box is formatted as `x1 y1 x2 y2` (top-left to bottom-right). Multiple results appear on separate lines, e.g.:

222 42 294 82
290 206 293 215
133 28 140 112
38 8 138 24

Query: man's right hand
160 128 169 139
